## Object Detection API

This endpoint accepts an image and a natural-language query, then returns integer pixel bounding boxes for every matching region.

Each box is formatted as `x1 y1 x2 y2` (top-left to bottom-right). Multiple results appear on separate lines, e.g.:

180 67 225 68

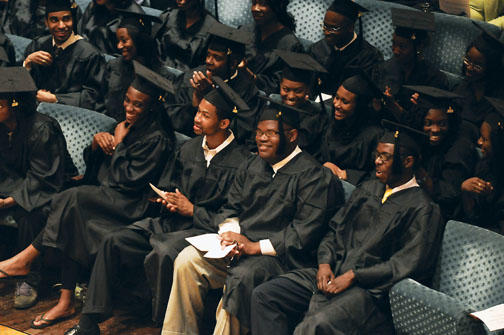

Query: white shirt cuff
218 217 240 234
259 239 276 256
23 59 31 70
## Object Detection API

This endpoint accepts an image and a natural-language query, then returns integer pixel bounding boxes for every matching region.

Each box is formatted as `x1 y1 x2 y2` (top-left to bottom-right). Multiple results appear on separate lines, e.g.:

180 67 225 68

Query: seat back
37 103 117 175
5 34 32 64
287 0 331 44
206 0 253 27
432 220 504 311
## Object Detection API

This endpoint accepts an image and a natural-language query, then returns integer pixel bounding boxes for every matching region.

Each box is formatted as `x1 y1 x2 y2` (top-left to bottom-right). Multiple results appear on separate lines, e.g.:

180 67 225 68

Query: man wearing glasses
309 0 382 95
251 121 445 335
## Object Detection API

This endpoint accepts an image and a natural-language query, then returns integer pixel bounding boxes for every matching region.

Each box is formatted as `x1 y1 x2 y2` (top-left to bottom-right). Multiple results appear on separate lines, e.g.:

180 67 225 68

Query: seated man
23 0 106 110
162 102 344 335
65 78 252 333
170 22 261 149
309 0 383 95
250 121 445 335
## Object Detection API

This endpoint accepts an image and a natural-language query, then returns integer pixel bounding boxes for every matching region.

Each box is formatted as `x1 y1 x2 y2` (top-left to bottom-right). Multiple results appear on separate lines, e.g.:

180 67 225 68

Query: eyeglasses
463 57 484 72
373 151 393 163
255 129 280 138
321 21 347 33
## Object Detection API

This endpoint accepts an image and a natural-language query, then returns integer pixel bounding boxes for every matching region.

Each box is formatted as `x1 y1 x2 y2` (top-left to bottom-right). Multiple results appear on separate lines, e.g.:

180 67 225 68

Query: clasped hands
156 188 194 217
316 264 355 296
92 121 131 155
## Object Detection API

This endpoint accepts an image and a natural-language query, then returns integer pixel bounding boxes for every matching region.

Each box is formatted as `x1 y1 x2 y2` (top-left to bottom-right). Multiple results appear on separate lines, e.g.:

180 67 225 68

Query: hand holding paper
186 234 237 259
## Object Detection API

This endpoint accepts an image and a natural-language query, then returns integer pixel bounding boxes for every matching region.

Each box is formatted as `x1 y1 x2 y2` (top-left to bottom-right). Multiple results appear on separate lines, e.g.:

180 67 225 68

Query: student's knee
173 245 205 275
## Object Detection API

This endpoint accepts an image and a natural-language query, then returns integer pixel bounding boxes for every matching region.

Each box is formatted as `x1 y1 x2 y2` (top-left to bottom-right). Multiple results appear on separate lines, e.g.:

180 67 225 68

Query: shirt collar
202 130 235 165
271 146 302 176
52 32 83 50
333 32 357 52
386 176 419 196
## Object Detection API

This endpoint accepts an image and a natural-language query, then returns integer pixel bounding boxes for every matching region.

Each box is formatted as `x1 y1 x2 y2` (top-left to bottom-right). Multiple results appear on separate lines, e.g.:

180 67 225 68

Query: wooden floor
0 281 161 335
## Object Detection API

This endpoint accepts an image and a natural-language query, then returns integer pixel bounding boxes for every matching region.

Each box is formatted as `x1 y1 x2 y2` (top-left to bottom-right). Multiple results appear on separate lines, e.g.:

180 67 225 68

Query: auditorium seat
389 220 504 335
37 102 117 175
5 34 32 64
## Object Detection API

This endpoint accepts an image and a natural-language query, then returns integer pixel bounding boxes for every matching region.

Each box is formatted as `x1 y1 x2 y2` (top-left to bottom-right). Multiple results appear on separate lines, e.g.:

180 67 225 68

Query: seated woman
408 85 477 219
239 0 303 95
103 9 173 121
0 63 176 330
153 0 217 72
453 22 504 142
458 97 504 233
0 67 77 309
319 75 383 185
372 8 448 122
77 0 143 55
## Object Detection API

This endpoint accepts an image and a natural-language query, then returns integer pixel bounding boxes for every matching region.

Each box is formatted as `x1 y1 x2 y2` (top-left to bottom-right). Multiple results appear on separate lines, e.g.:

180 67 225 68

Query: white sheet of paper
315 93 333 103
149 183 168 201
186 234 221 252
186 233 237 259
470 304 504 331
204 244 236 259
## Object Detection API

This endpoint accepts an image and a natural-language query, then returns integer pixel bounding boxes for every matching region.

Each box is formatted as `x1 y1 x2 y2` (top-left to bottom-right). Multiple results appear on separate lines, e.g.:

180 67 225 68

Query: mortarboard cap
341 73 383 100
0 67 37 94
208 22 252 56
472 21 504 54
392 8 434 41
328 0 368 21
46 0 77 14
203 76 249 119
276 49 327 86
403 85 462 113
116 7 162 34
132 60 176 98
381 119 428 172
258 95 301 129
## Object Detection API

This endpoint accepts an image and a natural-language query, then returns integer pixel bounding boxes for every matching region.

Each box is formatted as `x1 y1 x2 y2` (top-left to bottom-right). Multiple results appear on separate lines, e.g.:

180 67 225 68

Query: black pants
251 275 395 335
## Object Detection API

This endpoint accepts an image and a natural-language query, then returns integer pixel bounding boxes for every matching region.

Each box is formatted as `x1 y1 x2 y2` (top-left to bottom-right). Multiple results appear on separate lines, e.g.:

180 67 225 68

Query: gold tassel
232 106 238 114
447 106 454 114
11 99 18 107
394 130 399 138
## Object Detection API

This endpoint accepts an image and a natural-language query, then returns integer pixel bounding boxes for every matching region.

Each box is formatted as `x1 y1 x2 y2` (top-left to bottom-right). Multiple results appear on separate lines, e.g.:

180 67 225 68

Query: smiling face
322 10 353 48
116 28 137 61
194 98 222 136
280 78 309 107
46 11 73 45
423 108 449 146
123 86 151 125
333 85 357 121
256 119 282 164
374 142 396 184
478 121 492 158
251 0 276 26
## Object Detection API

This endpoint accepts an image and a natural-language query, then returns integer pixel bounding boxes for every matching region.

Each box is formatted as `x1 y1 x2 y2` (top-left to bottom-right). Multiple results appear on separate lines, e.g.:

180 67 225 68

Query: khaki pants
161 245 245 335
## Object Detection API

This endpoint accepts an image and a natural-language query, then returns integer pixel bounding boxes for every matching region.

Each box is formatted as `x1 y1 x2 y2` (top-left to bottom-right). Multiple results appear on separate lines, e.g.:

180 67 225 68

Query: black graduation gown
453 80 504 142
317 116 383 185
0 32 17 66
168 65 261 149
153 8 217 72
309 35 383 95
372 58 449 120
295 100 328 156
25 35 106 111
456 159 504 231
77 1 119 55
0 112 77 213
284 179 444 334
41 117 174 268
206 152 344 328
421 135 476 220
239 23 304 95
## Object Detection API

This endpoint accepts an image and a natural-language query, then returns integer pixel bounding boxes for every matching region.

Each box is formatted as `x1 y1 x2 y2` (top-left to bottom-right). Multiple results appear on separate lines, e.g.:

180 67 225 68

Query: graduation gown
25 35 106 111
0 112 77 213
284 179 444 334
309 35 383 95
317 115 383 185
372 58 449 120
239 23 304 95
297 100 329 156
168 66 261 149
41 117 175 268
0 32 16 67
207 152 344 328
420 135 477 220
153 8 217 72
77 1 119 55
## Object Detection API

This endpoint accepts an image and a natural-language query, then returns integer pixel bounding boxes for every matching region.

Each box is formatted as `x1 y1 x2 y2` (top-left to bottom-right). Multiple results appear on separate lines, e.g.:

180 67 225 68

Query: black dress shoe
64 324 100 335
